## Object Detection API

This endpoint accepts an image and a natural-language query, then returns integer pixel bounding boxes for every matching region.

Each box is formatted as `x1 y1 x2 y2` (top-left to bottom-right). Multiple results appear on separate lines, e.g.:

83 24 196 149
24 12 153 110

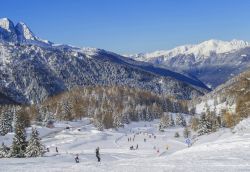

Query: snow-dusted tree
37 106 54 126
43 110 54 127
151 102 162 119
95 119 104 131
25 128 45 157
175 113 186 127
36 106 45 123
159 113 174 130
121 106 130 124
145 107 153 121
113 113 124 128
12 107 30 129
183 127 191 138
93 110 104 131
0 106 13 136
135 104 146 121
60 99 73 121
10 109 27 157
197 114 212 136
206 111 220 132
0 142 10 158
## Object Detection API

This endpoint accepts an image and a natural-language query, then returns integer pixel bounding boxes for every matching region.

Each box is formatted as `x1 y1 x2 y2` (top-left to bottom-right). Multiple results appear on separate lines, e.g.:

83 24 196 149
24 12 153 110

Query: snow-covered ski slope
1 118 250 172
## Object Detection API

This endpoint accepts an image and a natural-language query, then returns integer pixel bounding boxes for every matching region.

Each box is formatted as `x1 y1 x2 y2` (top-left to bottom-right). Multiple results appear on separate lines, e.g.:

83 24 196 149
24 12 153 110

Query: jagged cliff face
0 18 51 46
0 18 208 104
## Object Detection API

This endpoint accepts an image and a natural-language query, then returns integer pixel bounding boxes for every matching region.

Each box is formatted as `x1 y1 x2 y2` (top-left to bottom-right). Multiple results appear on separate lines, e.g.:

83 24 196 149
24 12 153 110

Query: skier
56 147 58 153
96 147 101 162
144 138 146 142
47 147 50 152
75 154 79 163
136 144 138 150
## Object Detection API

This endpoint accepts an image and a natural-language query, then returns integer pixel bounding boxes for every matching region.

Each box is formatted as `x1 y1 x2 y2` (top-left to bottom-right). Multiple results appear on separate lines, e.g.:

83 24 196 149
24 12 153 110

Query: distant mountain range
128 39 250 88
0 18 208 104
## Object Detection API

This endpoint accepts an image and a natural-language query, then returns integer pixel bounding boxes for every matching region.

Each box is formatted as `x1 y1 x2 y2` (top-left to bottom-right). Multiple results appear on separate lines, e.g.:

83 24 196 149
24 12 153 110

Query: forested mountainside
189 69 250 127
0 86 189 134
0 18 208 104
38 86 188 129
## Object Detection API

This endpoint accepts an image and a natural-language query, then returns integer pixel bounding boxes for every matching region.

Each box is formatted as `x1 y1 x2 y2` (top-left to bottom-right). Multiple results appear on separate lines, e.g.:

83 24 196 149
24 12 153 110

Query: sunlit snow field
1 118 250 172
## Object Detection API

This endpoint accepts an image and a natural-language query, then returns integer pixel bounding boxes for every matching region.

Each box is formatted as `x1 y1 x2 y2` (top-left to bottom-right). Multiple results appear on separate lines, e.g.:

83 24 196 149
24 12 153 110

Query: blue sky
1 0 250 54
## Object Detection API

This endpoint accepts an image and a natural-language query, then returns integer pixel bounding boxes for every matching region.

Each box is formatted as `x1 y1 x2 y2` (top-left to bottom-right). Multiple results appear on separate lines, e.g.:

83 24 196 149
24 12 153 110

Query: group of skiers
127 131 158 151
74 147 101 163
46 146 101 163
49 129 192 164
130 144 139 150
127 131 167 154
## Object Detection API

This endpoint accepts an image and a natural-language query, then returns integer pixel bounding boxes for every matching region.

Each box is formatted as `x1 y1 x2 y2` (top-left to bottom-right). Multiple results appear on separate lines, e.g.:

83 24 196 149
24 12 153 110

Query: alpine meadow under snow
0 16 250 172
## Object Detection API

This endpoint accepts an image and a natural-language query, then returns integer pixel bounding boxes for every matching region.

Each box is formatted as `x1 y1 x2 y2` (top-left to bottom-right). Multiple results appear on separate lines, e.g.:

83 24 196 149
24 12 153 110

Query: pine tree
145 107 153 121
121 104 131 124
43 111 54 127
95 119 104 131
197 114 212 136
0 106 13 136
151 103 162 118
93 110 104 131
135 105 146 121
25 128 45 157
113 114 124 128
175 113 186 127
10 109 27 158
0 142 10 158
169 114 175 127
122 112 130 124
206 111 220 132
60 99 73 121
159 113 174 130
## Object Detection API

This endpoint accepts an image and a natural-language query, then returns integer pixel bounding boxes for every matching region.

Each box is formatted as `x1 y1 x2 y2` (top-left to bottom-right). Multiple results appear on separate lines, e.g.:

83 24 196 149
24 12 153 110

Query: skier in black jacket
75 154 79 163
96 147 101 162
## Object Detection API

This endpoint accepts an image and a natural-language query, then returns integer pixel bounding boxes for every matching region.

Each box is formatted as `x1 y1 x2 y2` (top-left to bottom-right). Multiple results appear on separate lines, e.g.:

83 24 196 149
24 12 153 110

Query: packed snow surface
1 118 250 172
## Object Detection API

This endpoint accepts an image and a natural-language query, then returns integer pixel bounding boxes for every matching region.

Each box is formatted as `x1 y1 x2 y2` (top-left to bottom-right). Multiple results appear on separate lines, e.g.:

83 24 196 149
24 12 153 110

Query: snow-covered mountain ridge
128 39 250 88
129 39 250 61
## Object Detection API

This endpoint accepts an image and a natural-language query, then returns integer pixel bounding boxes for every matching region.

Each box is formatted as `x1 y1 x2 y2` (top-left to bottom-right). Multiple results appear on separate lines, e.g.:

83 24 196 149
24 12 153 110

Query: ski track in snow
1 118 250 172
